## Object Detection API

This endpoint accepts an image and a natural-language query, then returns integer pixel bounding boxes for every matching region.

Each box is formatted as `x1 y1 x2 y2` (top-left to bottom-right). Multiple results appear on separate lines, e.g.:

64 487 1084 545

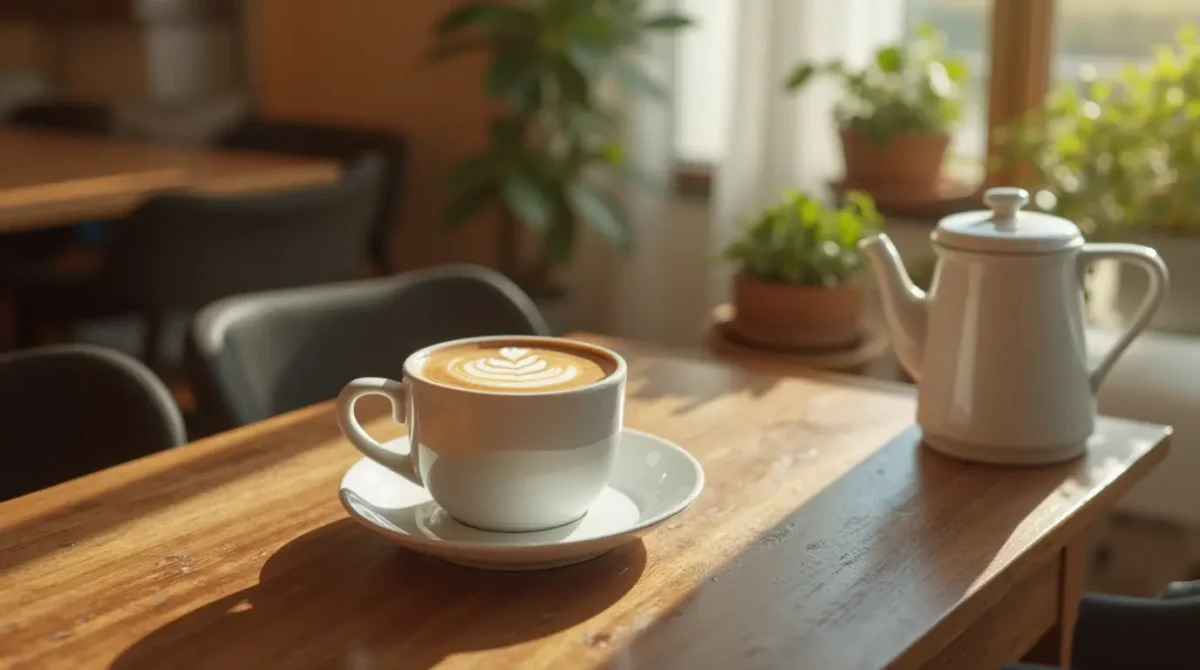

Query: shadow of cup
112 518 647 669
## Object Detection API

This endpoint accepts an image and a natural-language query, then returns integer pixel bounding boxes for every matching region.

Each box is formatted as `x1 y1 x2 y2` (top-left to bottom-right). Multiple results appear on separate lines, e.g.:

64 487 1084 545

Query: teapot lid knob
983 187 1030 227
935 186 1081 252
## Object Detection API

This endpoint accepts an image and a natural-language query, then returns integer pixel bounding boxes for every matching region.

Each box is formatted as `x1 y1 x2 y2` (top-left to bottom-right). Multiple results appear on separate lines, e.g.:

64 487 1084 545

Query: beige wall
248 0 503 271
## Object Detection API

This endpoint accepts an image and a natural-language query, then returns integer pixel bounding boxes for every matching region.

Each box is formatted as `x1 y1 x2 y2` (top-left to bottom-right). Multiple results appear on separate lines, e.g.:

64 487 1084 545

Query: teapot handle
1080 243 1168 392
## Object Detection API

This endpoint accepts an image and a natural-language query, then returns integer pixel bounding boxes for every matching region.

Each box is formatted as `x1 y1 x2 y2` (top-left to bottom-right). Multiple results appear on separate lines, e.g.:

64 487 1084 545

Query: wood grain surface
0 335 1169 669
0 128 341 233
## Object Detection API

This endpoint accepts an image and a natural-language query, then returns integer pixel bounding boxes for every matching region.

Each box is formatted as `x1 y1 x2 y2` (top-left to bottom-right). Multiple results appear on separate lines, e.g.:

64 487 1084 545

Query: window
674 0 736 167
674 1 992 173
1055 0 1200 82
671 1 1088 202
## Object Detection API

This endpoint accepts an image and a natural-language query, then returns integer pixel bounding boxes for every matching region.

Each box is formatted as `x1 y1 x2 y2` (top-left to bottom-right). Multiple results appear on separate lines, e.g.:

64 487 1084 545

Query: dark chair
7 99 113 134
8 154 385 371
218 119 408 273
0 344 186 501
186 265 549 434
1001 580 1200 670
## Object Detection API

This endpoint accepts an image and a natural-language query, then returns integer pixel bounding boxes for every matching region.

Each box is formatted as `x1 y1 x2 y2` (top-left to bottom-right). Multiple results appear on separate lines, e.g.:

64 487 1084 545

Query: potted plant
429 1 692 302
723 189 882 351
784 24 969 192
1005 26 1200 333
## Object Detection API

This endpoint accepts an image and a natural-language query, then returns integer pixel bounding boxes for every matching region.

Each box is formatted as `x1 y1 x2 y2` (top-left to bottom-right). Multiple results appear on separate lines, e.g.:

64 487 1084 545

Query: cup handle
1080 243 1169 392
336 377 420 485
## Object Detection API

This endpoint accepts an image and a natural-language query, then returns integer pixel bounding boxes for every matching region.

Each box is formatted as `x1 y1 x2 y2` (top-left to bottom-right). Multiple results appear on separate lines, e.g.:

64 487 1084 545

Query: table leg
1022 535 1087 666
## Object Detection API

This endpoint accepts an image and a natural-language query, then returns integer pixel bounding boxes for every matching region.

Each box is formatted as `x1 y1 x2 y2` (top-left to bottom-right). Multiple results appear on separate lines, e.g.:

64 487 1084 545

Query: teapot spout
859 234 927 381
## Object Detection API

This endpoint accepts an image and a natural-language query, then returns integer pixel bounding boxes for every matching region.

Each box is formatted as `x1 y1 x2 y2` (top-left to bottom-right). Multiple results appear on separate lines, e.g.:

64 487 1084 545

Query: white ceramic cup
335 336 626 533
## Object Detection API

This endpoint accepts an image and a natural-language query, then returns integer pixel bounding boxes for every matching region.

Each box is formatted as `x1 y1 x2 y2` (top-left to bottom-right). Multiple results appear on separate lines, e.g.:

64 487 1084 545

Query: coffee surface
420 341 615 393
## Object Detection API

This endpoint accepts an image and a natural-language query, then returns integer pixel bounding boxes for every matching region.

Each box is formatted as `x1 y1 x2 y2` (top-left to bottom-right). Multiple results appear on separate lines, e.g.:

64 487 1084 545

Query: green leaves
1001 25 1200 237
643 13 693 31
783 23 971 144
785 64 816 91
435 3 536 37
943 56 969 84
551 57 590 106
611 57 667 99
568 184 632 251
874 46 903 73
430 0 692 265
486 44 539 98
441 181 499 229
503 170 555 233
724 189 880 287
448 149 503 190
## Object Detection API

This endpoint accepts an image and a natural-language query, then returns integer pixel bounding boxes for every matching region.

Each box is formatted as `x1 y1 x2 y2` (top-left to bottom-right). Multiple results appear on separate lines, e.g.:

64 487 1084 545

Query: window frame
986 0 1055 190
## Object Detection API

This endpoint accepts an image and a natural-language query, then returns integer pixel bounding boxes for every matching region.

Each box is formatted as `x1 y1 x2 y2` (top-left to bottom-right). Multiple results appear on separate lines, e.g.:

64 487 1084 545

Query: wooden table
0 335 1169 669
0 128 341 233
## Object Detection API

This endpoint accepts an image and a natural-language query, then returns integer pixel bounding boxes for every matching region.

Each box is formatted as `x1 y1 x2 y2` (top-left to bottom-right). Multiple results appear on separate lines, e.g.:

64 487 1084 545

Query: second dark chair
9 155 385 370
187 265 549 434
218 119 408 273
1002 579 1200 670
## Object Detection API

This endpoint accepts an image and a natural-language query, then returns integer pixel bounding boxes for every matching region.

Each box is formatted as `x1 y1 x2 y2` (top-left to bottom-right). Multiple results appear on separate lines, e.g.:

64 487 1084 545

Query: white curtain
564 0 681 343
568 0 903 345
708 0 903 309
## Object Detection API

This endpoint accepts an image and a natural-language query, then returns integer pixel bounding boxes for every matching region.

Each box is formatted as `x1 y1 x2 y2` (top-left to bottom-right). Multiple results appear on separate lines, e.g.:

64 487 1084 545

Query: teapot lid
933 187 1083 253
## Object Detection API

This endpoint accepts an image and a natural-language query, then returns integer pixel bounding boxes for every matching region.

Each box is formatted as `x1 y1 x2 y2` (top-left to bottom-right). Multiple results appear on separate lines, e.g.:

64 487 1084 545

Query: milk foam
445 347 580 390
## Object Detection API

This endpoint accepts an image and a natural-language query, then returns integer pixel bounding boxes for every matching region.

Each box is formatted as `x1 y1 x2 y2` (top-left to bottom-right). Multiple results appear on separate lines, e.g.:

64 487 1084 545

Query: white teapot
860 187 1168 465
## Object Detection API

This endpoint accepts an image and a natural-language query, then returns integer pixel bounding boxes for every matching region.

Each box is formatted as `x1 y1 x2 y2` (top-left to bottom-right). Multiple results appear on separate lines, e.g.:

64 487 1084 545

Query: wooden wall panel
0 23 147 102
248 0 502 272
57 25 147 102
0 22 48 71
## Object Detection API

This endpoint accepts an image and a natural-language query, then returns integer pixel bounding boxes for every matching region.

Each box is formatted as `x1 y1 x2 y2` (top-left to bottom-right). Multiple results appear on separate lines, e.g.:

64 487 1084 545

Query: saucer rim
338 427 705 553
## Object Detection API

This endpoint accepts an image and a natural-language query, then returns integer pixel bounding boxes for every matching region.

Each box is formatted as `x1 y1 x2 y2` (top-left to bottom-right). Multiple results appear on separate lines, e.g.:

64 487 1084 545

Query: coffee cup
336 335 626 533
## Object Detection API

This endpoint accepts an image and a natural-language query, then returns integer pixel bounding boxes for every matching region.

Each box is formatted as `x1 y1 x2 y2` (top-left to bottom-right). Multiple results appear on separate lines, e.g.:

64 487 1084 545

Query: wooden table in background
0 334 1169 669
0 128 341 233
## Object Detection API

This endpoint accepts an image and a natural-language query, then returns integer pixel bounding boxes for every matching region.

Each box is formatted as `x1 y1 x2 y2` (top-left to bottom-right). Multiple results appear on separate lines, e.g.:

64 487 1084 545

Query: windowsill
672 160 983 220
673 161 714 200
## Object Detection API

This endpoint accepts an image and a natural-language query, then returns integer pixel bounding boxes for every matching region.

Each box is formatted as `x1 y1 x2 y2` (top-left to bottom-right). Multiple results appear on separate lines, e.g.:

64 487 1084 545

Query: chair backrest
7 100 112 134
100 154 384 309
0 344 186 501
186 265 550 433
218 119 408 273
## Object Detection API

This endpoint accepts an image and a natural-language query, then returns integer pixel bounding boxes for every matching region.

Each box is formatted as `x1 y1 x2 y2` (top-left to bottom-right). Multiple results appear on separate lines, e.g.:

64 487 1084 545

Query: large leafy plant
784 24 969 146
724 190 881 287
430 0 690 273
1004 26 1200 238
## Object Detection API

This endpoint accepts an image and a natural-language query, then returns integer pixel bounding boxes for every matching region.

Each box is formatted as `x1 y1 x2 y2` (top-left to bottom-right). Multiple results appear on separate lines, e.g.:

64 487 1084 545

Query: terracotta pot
730 274 864 352
839 128 949 189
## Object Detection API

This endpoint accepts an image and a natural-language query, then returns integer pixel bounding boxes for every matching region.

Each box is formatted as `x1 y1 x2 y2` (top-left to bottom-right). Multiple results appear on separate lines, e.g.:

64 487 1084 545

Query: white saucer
339 428 704 570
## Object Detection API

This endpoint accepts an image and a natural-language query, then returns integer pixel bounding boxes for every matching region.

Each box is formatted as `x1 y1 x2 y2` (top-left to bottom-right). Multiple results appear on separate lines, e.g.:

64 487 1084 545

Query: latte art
448 347 580 389
420 340 616 394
